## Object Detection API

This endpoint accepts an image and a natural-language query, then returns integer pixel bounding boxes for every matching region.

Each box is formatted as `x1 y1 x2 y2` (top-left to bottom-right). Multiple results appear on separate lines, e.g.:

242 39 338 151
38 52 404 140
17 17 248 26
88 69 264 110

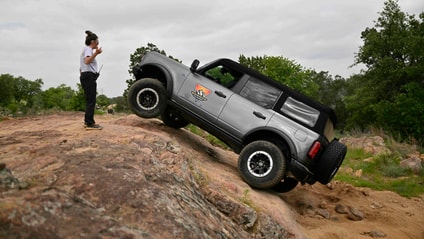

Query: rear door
217 94 274 138
217 75 281 138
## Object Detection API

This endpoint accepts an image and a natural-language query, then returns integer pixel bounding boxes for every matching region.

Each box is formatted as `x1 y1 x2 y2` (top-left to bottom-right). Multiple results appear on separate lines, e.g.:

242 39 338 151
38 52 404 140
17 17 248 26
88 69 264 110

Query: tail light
308 141 321 159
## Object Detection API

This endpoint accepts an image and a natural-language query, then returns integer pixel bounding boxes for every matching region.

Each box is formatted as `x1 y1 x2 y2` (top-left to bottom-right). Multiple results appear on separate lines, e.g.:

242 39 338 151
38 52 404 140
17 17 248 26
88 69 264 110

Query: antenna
98 64 104 74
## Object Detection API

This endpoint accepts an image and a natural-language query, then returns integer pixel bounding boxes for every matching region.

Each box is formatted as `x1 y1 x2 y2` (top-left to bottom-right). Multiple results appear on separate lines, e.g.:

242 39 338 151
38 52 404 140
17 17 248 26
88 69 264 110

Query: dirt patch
1 113 423 239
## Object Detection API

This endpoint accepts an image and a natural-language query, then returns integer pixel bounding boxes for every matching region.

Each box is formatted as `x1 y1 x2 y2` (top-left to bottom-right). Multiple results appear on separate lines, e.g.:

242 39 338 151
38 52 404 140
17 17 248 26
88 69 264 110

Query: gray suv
128 51 347 192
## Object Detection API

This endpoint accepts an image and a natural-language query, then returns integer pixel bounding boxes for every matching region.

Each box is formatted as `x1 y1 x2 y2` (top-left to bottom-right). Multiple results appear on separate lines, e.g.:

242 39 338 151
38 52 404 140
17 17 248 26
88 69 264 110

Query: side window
204 65 240 88
281 97 320 127
239 77 281 109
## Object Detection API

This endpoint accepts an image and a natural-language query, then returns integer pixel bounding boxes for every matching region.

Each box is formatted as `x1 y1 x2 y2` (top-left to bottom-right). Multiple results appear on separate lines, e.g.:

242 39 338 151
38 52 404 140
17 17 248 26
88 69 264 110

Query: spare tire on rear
314 139 347 184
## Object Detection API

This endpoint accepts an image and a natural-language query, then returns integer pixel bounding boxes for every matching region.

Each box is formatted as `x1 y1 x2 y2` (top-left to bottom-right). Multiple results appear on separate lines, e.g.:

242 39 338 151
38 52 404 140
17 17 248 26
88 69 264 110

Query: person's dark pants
80 72 97 126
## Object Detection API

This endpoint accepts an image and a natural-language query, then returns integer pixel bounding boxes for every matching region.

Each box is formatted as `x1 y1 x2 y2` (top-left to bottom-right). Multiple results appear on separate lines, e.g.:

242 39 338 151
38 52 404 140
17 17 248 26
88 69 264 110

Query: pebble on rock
348 207 364 221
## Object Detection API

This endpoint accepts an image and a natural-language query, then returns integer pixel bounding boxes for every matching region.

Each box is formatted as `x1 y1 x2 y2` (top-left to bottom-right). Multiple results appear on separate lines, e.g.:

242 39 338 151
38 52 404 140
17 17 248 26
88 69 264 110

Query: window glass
281 97 320 127
239 77 281 109
204 66 237 87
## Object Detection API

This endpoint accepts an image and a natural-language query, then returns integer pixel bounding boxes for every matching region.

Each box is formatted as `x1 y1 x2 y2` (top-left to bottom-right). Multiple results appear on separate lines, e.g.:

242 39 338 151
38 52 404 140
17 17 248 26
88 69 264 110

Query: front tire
128 78 166 118
238 140 286 189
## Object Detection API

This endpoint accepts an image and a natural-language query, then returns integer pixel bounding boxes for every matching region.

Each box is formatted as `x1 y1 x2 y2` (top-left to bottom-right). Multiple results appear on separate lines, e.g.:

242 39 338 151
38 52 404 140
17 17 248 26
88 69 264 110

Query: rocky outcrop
341 136 424 176
0 113 298 239
2 114 423 239
400 154 423 174
340 136 391 155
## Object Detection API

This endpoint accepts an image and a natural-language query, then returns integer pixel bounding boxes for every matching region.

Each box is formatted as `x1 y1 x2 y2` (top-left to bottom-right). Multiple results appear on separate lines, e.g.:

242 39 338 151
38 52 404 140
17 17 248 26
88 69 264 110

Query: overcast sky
1 0 422 97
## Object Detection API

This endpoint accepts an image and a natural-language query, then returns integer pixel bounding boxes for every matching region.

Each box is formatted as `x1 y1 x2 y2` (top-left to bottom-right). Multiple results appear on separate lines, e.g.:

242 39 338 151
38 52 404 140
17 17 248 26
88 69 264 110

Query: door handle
253 111 266 120
214 91 227 98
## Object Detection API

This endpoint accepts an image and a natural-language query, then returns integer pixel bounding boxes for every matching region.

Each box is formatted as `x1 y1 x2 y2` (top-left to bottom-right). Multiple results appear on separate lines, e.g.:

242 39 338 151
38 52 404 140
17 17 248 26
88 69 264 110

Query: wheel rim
136 88 159 110
247 151 273 177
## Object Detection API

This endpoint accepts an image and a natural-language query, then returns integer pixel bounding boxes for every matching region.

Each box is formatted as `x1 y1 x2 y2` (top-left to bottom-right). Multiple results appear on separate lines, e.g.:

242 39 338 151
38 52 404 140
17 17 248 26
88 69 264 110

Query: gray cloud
1 0 422 97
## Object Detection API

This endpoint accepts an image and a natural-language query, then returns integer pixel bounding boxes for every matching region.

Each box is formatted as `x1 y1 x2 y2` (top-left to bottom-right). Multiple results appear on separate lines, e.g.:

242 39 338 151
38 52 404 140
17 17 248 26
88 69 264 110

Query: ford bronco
128 51 347 192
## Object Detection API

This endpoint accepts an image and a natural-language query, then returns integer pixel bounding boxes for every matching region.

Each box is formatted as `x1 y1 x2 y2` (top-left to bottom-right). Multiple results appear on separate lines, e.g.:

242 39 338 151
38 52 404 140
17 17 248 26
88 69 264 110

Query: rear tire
314 140 347 184
238 141 286 189
161 106 189 129
128 78 166 118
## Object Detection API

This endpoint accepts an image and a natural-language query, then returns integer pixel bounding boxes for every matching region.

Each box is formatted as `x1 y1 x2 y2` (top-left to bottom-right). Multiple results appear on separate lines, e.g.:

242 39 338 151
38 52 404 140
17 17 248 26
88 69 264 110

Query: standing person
80 30 103 129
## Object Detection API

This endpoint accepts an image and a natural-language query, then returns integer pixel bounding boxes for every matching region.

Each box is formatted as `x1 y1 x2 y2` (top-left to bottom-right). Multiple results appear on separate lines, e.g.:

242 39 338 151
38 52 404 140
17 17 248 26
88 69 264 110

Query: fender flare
137 63 174 97
243 127 297 159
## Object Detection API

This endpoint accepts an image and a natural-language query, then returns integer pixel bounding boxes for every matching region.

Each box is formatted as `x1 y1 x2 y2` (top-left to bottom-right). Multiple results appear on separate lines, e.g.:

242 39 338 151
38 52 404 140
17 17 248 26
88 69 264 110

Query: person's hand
95 47 103 55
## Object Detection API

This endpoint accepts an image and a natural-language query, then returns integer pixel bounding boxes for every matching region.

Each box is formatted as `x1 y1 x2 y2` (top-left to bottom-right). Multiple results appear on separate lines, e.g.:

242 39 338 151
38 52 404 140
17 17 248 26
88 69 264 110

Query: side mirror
190 59 199 72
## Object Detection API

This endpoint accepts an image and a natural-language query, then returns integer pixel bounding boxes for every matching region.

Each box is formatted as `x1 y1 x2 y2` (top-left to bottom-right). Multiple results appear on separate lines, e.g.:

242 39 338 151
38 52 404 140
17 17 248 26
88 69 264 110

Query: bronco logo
191 84 211 102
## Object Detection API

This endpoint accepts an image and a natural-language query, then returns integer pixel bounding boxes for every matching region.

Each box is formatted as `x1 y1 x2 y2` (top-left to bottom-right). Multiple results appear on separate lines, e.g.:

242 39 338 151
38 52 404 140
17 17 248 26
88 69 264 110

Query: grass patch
336 131 424 197
336 147 424 198
337 148 373 173
347 148 374 160
334 174 385 190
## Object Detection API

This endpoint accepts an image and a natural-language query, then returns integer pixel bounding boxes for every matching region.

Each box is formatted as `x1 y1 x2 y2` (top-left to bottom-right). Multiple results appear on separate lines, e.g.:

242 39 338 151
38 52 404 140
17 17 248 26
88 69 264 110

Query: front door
176 72 233 123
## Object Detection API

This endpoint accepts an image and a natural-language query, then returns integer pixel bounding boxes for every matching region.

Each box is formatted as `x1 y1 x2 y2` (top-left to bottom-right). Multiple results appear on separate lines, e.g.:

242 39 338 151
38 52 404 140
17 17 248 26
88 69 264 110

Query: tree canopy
348 0 424 142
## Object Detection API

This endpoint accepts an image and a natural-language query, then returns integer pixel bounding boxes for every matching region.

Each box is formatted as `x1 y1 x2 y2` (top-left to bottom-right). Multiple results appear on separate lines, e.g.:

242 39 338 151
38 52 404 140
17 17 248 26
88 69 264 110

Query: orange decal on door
191 84 211 101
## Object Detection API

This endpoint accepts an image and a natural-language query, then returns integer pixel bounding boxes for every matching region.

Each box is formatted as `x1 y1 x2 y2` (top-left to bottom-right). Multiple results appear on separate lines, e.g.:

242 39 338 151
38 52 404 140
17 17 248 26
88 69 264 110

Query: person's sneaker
84 124 103 130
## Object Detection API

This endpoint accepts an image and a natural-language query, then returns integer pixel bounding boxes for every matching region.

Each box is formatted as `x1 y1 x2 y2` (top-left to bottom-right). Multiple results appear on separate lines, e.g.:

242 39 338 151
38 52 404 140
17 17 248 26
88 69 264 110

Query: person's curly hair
85 30 98 46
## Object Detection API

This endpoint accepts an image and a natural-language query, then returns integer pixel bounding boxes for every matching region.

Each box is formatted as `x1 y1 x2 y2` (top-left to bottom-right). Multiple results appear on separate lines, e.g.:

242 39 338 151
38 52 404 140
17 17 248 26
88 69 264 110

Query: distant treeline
0 74 129 117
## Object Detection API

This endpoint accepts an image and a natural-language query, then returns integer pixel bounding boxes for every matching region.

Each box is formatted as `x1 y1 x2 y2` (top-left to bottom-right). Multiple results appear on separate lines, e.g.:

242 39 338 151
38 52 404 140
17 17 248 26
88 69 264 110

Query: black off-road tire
238 140 287 189
128 78 167 118
160 105 189 129
314 140 347 184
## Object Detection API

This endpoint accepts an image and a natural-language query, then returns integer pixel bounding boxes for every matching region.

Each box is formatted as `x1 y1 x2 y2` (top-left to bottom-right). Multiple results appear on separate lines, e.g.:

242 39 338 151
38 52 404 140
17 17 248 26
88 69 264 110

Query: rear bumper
290 159 316 184
290 138 347 185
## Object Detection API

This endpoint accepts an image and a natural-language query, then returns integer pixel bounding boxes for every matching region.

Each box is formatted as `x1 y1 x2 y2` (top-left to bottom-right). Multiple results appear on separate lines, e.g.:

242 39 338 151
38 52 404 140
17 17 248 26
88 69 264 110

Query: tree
354 0 422 100
344 74 376 130
0 74 43 115
349 0 424 143
96 94 110 108
0 74 18 107
374 82 424 141
112 96 129 113
69 83 86 111
14 77 43 110
309 71 348 129
41 84 76 111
